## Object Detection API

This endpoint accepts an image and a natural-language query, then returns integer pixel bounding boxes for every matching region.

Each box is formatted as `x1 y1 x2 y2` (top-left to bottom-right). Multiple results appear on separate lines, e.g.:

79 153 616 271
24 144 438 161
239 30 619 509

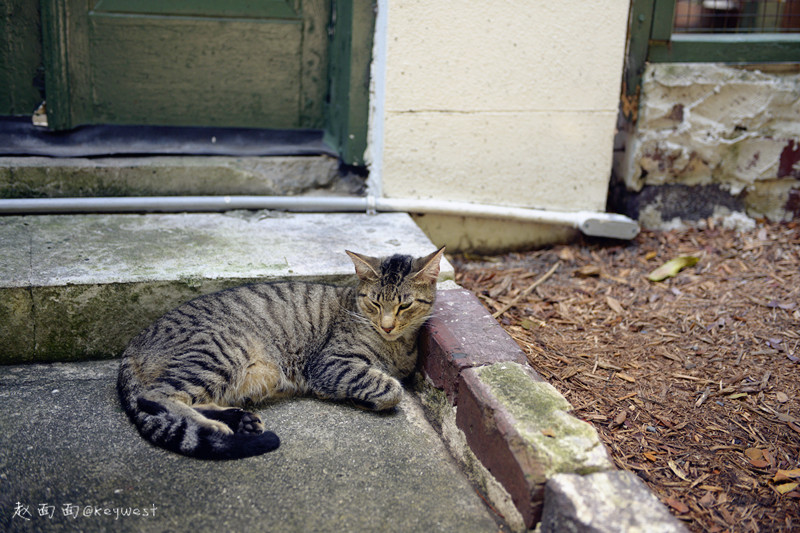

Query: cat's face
347 247 445 341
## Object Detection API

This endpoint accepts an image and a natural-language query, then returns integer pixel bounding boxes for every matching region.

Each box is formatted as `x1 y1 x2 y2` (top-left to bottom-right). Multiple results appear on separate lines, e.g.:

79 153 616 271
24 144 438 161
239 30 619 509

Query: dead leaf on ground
775 482 799 494
644 451 659 462
745 448 764 461
665 497 690 514
575 265 601 278
606 296 625 314
668 460 689 481
774 469 800 482
647 255 699 282
698 492 716 507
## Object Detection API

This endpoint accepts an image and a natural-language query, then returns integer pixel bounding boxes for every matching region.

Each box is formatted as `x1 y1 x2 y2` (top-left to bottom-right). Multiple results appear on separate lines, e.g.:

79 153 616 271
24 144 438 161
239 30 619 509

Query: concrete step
0 155 363 198
0 211 452 363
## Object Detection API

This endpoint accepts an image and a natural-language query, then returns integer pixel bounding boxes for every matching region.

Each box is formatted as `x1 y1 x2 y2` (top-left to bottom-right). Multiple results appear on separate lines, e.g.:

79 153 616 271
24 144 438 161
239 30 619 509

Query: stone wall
615 63 800 229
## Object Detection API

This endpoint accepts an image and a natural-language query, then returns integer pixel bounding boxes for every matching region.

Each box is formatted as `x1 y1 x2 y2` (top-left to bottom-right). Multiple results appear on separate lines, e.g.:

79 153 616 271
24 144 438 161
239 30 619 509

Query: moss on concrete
25 278 259 363
0 288 35 358
474 362 612 476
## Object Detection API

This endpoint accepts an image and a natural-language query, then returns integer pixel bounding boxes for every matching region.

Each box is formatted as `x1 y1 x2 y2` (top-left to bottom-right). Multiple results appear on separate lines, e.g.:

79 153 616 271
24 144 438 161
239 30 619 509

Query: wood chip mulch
451 221 799 533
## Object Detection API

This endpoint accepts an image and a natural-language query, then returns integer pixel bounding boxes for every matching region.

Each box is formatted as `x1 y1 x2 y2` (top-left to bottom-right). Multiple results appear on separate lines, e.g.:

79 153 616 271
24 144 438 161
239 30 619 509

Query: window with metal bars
623 0 800 120
627 0 800 66
674 0 800 33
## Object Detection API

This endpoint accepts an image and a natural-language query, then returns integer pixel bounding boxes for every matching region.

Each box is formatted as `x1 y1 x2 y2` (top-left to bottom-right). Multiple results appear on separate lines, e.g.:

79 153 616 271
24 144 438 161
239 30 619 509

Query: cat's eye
398 302 412 311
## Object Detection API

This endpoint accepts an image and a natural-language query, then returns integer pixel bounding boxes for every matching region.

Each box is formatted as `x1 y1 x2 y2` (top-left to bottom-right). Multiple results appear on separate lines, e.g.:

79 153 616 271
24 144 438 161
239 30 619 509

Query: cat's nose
382 325 394 333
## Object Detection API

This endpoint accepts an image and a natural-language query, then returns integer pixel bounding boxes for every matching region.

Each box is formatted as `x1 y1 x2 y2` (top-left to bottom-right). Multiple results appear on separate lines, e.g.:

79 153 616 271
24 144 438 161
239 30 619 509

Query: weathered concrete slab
540 471 688 533
0 361 500 532
0 212 453 362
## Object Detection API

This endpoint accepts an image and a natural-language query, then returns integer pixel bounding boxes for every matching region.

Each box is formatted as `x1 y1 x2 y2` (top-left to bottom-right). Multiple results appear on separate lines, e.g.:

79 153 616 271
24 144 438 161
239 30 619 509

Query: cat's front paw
369 378 403 411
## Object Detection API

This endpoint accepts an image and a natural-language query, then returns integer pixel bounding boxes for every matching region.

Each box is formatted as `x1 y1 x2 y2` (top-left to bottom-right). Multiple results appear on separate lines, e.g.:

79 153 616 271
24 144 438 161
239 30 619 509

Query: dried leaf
749 458 770 468
575 265 601 278
744 448 765 461
774 469 800 483
647 256 700 282
668 459 689 481
557 247 576 261
776 391 789 403
775 482 799 494
606 296 625 314
665 497 689 514
643 451 658 462
616 372 636 383
644 250 658 260
727 392 748 400
698 492 716 507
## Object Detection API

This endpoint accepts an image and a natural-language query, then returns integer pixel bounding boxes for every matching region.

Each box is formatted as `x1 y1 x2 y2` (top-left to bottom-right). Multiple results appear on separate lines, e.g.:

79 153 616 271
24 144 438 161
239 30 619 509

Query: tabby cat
117 246 445 460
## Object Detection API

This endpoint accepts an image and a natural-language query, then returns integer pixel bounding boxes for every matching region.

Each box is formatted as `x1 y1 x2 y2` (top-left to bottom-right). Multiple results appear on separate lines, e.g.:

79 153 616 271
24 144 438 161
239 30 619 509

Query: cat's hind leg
193 404 265 435
131 390 280 459
305 354 403 411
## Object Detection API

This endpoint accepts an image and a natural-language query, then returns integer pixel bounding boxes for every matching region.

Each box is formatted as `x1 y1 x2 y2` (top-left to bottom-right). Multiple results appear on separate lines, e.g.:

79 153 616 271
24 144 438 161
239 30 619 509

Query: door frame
38 0 375 166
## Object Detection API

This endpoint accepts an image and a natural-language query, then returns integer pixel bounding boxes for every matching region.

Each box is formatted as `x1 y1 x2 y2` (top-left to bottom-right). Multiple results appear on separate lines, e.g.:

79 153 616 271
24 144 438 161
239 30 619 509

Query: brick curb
418 288 687 532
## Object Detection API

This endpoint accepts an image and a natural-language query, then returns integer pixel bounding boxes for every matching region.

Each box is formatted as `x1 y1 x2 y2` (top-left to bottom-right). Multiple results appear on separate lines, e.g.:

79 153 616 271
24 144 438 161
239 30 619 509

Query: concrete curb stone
419 288 528 402
540 471 688 533
419 287 688 532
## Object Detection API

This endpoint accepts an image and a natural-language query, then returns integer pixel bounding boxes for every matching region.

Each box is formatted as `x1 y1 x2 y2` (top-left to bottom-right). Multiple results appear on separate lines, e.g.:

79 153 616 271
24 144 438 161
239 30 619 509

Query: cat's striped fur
117 247 445 460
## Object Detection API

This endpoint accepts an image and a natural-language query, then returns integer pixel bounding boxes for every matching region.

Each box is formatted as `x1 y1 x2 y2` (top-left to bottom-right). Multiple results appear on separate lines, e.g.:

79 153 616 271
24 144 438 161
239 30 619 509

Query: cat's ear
411 246 446 284
346 250 381 281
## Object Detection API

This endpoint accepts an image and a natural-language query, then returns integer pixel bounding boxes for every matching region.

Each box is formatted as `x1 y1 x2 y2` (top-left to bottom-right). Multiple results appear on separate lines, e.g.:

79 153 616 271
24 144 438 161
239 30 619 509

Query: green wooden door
41 0 330 131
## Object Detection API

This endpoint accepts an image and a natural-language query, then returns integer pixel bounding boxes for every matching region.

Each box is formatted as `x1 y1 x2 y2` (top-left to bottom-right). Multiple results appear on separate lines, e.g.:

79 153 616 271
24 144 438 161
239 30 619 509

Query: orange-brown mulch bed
451 221 799 533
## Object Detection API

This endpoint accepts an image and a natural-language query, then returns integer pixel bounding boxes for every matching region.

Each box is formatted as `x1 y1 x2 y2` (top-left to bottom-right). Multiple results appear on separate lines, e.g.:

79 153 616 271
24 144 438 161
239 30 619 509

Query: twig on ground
492 261 561 319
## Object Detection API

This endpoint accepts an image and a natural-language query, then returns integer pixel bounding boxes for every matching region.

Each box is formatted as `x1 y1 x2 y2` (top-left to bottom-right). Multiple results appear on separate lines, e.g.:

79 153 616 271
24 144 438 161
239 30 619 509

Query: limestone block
540 471 688 533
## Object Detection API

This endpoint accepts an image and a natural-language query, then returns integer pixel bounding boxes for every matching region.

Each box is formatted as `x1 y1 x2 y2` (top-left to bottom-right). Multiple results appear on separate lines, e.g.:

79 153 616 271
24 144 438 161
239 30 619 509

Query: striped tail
117 375 279 460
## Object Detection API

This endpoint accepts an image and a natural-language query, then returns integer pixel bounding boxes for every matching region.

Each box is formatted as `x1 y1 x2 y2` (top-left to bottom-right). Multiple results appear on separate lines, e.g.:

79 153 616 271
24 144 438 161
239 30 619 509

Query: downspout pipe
0 196 640 240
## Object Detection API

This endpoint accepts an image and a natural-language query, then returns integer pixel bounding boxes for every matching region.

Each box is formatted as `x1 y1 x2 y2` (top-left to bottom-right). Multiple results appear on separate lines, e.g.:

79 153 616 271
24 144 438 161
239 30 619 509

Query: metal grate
674 0 800 33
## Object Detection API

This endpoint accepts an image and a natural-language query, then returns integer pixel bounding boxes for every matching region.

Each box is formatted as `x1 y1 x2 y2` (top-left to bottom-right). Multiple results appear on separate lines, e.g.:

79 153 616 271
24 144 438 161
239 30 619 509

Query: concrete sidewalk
0 360 502 532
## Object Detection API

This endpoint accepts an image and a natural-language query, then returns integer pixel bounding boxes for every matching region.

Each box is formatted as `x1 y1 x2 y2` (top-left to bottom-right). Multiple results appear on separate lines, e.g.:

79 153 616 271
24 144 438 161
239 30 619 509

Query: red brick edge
418 288 546 528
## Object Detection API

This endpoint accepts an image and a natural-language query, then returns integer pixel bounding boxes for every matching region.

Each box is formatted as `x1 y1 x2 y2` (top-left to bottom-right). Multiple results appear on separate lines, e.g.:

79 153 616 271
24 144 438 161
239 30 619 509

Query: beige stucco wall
379 2 631 216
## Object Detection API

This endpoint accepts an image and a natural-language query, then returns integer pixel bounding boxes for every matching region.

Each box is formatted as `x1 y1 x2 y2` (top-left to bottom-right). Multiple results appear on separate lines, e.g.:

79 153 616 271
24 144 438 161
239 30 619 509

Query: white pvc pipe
0 195 640 239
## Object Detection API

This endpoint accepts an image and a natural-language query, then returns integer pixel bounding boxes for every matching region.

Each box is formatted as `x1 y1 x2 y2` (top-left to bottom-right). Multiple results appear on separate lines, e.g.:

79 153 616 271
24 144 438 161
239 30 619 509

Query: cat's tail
117 368 279 460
